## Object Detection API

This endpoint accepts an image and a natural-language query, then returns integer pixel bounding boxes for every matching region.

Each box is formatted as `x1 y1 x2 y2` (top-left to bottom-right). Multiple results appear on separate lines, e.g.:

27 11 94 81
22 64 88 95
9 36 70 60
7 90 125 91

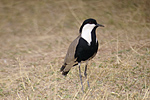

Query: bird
60 18 104 92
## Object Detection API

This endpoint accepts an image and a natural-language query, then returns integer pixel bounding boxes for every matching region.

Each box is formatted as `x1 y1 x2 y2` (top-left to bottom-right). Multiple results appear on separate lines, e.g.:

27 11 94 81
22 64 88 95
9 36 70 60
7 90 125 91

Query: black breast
75 37 98 62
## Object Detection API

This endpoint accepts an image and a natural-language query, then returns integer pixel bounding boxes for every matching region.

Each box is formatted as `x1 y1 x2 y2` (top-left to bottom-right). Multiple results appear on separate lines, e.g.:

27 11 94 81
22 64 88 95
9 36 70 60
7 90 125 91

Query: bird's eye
89 22 92 24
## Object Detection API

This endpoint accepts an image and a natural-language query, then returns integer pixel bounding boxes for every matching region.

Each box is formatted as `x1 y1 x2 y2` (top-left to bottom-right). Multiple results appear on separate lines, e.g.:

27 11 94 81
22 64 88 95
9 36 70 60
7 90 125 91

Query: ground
0 0 150 99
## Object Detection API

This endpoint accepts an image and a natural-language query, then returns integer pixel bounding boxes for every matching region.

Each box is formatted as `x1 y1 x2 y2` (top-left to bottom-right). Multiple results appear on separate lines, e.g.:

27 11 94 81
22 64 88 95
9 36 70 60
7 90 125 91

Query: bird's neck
81 28 97 46
91 27 97 45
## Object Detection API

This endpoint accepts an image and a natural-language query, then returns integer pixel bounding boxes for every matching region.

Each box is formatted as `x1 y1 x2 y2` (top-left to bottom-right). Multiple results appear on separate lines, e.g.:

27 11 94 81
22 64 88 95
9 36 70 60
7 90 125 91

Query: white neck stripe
81 24 96 45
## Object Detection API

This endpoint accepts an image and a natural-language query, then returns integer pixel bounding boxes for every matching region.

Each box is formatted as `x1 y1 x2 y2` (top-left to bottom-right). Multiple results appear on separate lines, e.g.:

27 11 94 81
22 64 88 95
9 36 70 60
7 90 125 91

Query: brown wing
64 35 80 64
62 35 80 72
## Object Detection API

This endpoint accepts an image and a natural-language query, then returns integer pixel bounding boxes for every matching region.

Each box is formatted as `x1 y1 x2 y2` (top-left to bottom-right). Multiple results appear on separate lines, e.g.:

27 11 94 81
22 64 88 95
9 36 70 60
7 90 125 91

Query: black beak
96 24 104 27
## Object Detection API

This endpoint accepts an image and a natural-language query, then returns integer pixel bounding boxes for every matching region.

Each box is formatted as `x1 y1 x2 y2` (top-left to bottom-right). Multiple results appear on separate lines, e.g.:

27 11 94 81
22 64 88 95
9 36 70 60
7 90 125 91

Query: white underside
81 24 97 46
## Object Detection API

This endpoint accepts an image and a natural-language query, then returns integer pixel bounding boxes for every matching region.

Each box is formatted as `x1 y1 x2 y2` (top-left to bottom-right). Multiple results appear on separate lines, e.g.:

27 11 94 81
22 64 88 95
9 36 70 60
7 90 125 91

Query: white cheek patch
81 24 96 46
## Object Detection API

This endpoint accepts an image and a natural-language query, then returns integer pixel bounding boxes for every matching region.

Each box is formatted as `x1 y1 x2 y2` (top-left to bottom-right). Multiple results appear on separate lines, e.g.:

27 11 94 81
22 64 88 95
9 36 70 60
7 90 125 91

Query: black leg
78 63 84 92
84 62 90 88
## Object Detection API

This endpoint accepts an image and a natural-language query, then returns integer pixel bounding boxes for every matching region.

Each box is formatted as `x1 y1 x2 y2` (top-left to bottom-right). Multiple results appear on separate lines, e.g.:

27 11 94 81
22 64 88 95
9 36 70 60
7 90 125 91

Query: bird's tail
60 64 70 76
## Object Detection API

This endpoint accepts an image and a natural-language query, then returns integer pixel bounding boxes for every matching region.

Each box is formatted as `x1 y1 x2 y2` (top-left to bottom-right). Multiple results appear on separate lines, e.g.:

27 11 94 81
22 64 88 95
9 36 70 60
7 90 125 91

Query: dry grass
0 0 150 99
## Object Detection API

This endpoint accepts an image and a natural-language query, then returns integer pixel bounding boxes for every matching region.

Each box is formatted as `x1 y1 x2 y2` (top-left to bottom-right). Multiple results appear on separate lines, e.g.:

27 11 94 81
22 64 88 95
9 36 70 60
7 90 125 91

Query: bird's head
79 18 104 33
